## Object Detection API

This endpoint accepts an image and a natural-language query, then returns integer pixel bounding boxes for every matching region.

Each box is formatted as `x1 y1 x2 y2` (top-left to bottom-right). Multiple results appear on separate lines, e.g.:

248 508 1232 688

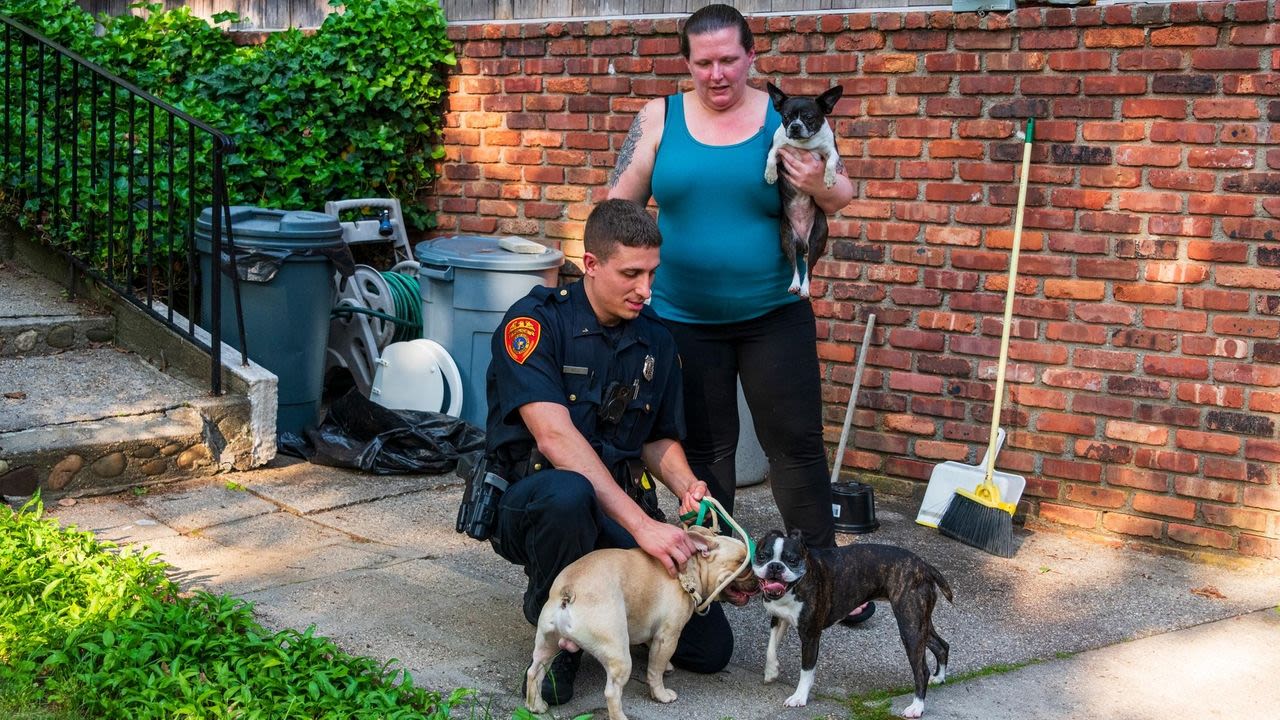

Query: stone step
0 259 115 356
0 346 246 497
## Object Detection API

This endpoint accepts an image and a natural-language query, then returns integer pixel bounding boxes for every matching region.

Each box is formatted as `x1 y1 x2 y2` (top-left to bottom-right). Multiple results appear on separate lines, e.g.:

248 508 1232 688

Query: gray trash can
197 206 344 437
415 236 564 429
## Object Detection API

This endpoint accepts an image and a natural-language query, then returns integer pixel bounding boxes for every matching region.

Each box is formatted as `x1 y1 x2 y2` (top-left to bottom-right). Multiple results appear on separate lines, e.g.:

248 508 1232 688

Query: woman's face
686 26 755 111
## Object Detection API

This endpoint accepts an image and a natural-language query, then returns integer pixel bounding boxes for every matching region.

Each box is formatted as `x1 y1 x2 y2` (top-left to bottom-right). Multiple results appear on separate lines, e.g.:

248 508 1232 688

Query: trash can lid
414 235 565 272
196 206 344 248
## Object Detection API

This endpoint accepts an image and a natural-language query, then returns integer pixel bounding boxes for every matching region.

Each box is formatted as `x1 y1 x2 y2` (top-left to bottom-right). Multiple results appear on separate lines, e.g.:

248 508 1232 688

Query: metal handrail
0 14 247 395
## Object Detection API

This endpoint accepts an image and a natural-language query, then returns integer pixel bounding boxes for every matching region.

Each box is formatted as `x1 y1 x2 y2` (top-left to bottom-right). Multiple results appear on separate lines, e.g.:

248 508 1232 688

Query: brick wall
431 1 1280 560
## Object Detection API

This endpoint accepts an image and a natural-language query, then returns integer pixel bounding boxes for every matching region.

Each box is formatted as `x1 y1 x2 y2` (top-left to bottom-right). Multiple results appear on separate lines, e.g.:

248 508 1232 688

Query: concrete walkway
42 458 1280 720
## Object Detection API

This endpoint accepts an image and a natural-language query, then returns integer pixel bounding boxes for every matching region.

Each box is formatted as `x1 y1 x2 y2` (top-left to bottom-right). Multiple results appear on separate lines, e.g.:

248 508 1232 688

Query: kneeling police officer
469 199 733 706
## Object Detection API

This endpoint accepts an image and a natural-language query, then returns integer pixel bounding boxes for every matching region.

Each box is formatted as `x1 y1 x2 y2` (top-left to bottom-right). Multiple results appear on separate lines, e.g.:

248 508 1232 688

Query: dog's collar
677 563 709 615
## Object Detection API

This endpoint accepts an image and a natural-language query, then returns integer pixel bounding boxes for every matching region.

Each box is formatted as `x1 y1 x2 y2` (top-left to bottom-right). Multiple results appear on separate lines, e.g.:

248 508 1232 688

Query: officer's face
583 244 659 326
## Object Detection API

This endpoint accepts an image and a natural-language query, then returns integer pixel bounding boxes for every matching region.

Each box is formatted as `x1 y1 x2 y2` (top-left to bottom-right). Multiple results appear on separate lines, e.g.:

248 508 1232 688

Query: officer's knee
672 635 733 674
532 469 596 515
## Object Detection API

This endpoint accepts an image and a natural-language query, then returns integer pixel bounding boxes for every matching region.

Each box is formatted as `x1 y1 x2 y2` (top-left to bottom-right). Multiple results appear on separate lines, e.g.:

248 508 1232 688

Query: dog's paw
764 169 778 185
527 698 549 714
784 692 809 708
901 697 924 718
763 669 778 684
823 170 836 188
651 687 677 704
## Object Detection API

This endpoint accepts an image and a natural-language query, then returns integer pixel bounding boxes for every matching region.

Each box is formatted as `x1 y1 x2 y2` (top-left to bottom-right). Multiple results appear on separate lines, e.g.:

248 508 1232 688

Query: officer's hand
634 519 698 578
679 481 709 516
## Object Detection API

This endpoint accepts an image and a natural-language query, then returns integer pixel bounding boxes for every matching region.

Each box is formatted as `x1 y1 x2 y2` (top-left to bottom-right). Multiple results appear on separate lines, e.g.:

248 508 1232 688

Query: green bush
0 499 501 719
0 0 452 245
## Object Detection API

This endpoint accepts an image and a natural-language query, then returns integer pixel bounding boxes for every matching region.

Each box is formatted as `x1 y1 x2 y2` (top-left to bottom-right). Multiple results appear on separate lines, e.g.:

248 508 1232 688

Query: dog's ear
687 526 716 556
817 84 844 115
765 82 788 111
787 528 806 544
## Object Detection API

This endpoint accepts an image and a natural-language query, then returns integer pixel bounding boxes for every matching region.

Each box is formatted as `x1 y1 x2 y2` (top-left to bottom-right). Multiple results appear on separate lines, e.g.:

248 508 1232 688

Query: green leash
679 497 756 559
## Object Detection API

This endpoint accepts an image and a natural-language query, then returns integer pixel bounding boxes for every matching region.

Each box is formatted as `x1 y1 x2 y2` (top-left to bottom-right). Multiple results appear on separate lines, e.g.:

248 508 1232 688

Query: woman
608 4 872 624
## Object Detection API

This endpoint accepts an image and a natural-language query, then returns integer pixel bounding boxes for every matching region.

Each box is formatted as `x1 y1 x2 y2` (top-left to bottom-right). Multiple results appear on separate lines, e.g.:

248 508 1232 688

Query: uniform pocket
563 373 601 435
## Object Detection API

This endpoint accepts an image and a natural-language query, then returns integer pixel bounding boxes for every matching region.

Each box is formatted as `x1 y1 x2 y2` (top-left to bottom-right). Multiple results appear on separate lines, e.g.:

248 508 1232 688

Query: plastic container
414 235 564 429
196 206 344 437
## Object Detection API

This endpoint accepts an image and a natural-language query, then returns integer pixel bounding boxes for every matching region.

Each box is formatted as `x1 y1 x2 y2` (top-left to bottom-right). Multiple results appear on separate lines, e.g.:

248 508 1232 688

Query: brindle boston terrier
752 529 953 718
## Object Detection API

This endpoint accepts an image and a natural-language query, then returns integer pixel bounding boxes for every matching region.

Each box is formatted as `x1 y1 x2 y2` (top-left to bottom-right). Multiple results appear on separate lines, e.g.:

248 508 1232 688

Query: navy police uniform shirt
485 281 685 474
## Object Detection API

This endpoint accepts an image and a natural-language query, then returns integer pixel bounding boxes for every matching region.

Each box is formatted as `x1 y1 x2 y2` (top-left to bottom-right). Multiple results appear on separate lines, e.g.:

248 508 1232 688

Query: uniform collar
568 280 648 351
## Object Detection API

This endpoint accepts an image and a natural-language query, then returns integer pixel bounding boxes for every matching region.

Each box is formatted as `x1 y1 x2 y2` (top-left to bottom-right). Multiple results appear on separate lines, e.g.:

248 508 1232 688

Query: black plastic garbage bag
279 388 484 475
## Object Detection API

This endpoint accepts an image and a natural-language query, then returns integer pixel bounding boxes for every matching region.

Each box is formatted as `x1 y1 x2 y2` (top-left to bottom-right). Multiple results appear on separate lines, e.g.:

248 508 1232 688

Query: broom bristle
938 493 1014 558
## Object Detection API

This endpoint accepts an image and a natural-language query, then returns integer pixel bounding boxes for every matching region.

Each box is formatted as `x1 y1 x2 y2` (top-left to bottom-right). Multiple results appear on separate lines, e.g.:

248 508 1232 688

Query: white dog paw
784 693 809 708
823 171 836 188
930 664 947 685
901 697 924 718
763 670 778 684
652 687 677 704
765 170 778 185
527 698 548 714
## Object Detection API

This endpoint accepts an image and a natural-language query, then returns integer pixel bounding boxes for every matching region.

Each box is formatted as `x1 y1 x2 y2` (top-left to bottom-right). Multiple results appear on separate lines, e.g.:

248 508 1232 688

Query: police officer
484 199 732 706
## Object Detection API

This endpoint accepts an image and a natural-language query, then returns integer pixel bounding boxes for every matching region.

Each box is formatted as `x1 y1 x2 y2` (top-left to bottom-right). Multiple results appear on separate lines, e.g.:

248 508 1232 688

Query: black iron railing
0 15 245 395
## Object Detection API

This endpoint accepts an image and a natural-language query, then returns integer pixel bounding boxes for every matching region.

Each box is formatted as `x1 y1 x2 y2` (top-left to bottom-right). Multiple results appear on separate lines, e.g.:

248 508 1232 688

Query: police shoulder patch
504 316 541 364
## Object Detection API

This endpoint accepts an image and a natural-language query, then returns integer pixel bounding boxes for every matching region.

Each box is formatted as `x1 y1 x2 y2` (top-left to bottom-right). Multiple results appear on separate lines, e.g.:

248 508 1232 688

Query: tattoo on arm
835 156 846 173
609 112 645 188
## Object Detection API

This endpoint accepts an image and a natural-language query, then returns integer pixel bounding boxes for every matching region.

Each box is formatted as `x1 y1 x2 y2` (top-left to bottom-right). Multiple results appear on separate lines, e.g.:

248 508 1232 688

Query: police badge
504 317 541 364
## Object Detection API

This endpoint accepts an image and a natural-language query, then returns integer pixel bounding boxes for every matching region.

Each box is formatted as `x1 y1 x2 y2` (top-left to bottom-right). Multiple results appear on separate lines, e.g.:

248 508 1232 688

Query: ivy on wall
1 0 454 236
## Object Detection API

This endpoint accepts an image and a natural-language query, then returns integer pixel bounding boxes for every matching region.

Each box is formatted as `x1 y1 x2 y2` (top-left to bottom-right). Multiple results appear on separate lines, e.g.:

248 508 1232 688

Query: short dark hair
584 199 662 260
680 3 753 59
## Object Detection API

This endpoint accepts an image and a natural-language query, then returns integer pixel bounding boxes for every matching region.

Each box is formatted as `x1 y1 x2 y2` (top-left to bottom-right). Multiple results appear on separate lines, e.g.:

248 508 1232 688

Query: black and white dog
764 82 844 298
752 529 953 718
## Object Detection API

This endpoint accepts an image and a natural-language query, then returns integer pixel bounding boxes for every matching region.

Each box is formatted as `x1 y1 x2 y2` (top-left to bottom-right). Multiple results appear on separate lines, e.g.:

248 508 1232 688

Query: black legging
664 300 836 549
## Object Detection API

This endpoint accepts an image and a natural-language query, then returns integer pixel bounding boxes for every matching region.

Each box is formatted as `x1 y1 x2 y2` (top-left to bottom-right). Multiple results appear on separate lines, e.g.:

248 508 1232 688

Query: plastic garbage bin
196 206 345 437
415 235 564 429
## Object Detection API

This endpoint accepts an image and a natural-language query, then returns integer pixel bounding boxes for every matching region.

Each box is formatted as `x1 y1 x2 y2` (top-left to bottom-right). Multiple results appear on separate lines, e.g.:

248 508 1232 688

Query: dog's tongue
763 580 788 596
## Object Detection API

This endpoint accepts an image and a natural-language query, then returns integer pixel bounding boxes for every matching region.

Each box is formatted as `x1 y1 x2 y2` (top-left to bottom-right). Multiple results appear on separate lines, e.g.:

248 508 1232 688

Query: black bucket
832 481 879 534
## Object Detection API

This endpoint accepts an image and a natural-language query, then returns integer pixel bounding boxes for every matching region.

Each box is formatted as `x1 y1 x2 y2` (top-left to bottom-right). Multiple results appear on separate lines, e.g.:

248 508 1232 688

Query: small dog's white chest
763 593 804 626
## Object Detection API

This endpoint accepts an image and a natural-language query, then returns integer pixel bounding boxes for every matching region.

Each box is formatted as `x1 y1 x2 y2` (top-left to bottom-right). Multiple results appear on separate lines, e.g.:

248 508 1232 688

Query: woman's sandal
838 601 876 626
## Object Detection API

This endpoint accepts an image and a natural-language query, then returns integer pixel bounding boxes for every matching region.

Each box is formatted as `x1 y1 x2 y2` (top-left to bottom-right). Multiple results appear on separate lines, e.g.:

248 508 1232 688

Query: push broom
936 117 1035 559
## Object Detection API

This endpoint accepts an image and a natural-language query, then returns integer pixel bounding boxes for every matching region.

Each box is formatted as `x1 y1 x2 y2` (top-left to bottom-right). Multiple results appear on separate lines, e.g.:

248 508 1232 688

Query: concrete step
0 346 247 497
0 260 116 356
0 225 275 499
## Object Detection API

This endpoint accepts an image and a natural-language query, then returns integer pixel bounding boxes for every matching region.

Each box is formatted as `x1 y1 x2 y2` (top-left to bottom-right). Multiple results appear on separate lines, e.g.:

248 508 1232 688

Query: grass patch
0 498 513 719
837 657 1050 720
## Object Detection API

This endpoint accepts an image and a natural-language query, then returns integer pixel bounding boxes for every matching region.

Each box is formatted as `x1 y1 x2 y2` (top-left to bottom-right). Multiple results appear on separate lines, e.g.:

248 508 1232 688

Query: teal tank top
651 93 798 325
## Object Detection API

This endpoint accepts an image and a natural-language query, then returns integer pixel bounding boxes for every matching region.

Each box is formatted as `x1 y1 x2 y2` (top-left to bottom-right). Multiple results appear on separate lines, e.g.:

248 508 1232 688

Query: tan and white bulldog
523 524 759 720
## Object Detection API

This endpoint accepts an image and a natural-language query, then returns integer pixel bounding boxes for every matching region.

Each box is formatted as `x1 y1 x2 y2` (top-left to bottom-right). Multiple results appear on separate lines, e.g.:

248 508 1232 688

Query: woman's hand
777 145 854 214
777 145 828 196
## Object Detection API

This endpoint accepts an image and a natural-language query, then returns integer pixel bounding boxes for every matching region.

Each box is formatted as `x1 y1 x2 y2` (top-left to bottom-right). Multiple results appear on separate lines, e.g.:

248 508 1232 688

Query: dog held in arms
764 82 844 298
524 524 759 720
753 529 953 718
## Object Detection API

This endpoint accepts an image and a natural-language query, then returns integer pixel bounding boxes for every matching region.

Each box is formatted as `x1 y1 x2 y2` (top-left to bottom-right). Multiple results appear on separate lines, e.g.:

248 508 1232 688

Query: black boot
541 649 583 705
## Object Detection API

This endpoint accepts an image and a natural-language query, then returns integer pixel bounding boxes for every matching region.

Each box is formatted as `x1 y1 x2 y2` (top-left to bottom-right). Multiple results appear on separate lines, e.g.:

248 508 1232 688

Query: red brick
1133 493 1197 520
1039 503 1100 529
1143 356 1210 380
1103 513 1163 539
1177 381 1246 408
1243 486 1280 512
1152 25 1220 46
1168 523 1236 550
1107 467 1170 492
1174 476 1242 504
1193 98 1262 120
1084 28 1144 48
1202 505 1267 532
1191 49 1262 71
1135 449 1199 474
1239 534 1280 559
1187 148 1256 170
1074 349 1137 372
1068 484 1128 509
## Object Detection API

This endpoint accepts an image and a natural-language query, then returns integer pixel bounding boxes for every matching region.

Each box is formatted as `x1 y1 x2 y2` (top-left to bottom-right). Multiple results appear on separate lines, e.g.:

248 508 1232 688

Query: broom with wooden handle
936 117 1035 558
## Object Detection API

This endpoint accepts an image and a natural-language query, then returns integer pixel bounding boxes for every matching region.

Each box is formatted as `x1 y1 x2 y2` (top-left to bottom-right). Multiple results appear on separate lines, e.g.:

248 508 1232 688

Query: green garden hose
331 270 423 344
